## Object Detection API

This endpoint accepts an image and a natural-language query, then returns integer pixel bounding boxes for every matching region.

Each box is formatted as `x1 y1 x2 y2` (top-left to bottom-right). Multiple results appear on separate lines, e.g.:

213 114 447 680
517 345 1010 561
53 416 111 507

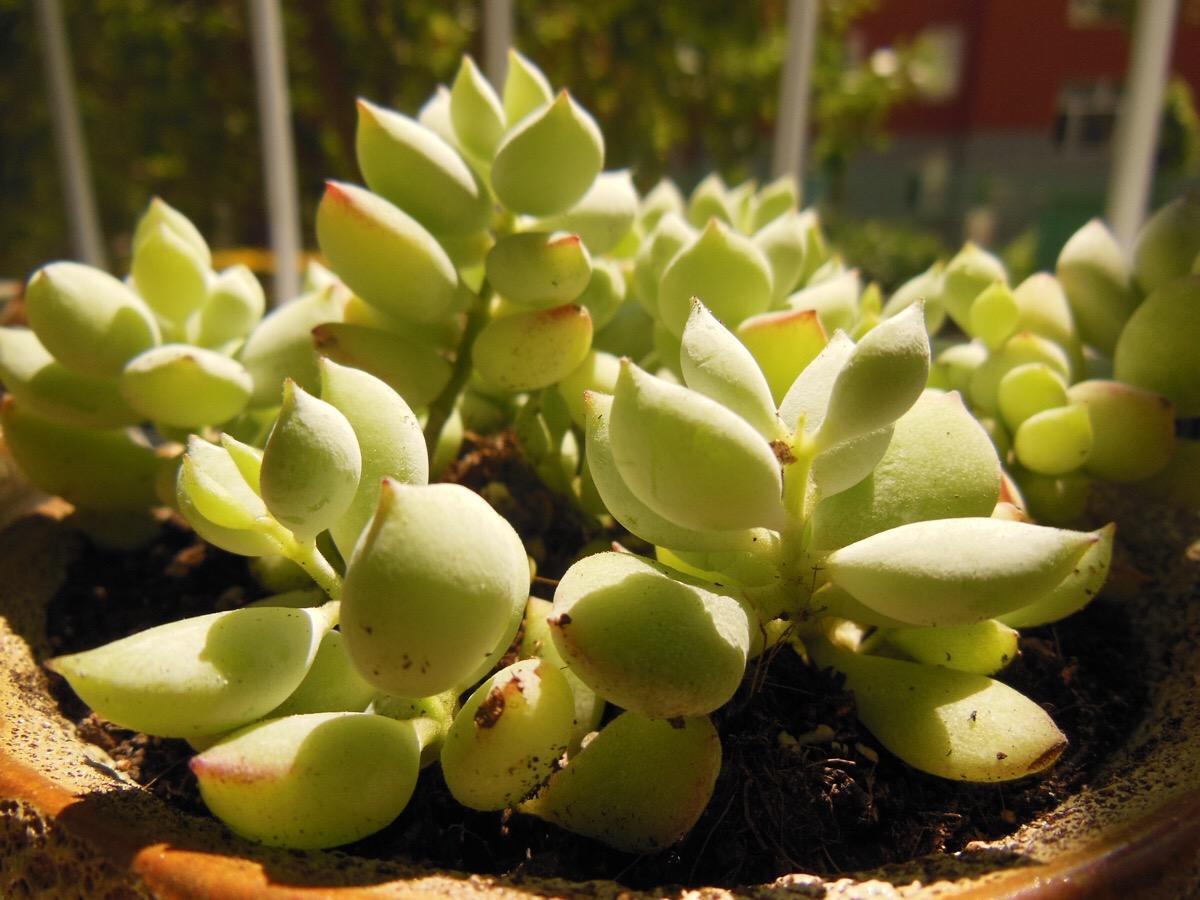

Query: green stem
782 431 816 524
290 539 343 600
258 519 344 600
317 599 341 628
422 283 493 457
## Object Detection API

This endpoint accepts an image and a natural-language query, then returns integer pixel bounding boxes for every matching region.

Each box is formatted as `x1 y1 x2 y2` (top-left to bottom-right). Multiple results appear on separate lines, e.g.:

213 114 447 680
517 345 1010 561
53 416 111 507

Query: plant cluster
0 199 265 538
912 195 1200 522
9 52 1197 858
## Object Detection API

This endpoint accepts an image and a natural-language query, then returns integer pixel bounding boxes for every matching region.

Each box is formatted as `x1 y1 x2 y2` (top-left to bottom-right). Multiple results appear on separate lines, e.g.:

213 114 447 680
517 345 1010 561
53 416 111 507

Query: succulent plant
918 196 1198 523
32 51 1184 864
51 356 532 847
557 295 1110 816
1 199 265 537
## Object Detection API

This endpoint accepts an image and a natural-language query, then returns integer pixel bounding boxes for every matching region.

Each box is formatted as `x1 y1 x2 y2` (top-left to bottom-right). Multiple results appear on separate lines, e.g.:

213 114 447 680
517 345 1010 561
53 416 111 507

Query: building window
1066 0 1134 27
1053 81 1120 154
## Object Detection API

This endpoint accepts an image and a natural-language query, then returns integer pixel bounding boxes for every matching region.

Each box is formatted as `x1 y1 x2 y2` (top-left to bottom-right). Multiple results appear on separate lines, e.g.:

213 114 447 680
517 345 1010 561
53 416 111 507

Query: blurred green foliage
1161 77 1200 178
1 0 923 281
825 215 949 292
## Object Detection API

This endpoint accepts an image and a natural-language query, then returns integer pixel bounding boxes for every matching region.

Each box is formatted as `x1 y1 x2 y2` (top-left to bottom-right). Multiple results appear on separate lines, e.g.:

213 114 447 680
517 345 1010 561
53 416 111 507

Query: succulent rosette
50 356 534 849
294 51 625 466
919 196 1196 522
540 296 1112 840
0 200 265 532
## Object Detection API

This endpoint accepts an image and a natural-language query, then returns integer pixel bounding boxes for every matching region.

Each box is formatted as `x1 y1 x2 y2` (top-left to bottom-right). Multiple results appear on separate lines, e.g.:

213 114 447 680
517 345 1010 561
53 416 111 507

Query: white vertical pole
1107 0 1178 248
773 0 821 185
248 0 301 303
483 0 514 90
34 0 106 268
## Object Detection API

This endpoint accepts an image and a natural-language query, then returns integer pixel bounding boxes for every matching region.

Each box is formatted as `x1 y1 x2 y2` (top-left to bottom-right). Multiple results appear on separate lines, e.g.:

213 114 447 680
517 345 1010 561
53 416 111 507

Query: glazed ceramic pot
1 491 1198 899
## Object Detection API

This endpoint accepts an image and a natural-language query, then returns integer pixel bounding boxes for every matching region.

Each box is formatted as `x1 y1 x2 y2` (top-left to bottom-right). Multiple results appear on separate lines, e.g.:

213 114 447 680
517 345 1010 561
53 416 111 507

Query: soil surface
43 431 1147 889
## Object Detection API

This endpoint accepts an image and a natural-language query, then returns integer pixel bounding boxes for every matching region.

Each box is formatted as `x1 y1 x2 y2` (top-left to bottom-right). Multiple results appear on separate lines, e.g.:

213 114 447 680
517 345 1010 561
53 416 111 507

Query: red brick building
842 0 1200 254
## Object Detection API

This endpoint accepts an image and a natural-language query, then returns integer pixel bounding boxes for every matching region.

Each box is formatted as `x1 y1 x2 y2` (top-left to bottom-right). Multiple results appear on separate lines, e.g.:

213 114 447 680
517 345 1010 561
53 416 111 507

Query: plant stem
290 539 343 600
782 431 816 524
422 283 492 456
316 599 341 628
258 519 344 600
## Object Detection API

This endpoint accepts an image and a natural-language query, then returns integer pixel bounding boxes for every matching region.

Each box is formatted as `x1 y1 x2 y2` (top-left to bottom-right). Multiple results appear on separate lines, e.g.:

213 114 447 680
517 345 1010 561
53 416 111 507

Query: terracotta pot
1 493 1198 899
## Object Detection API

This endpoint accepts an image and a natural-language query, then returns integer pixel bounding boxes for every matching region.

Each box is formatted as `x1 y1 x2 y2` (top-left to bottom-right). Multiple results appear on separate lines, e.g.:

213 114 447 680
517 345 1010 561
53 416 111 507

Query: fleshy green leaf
816 303 930 449
750 174 799 230
609 361 785 532
1 399 157 511
755 209 810 303
825 518 1099 626
997 363 1068 430
474 304 594 392
1067 380 1175 482
0 327 140 428
25 262 161 378
1013 404 1093 476
260 381 362 542
968 332 1071 416
809 639 1065 781
877 619 1019 676
312 321 453 409
1114 275 1200 416
449 55 506 161
441 659 575 810
631 211 694 316
680 300 782 440
355 98 491 235
736 308 828 406
193 265 266 349
550 551 750 718
778 331 854 435
574 258 626 331
239 285 346 407
967 282 1018 350
120 344 252 428
491 91 604 217
131 222 210 328
192 712 420 849
657 218 773 337
521 711 721 853
315 181 458 324
812 391 1000 549
177 435 266 530
133 197 211 265
485 231 593 308
1012 273 1079 360
519 597 604 751
537 170 638 255
639 178 686 231
340 481 529 697
267 629 377 718
1132 194 1200 294
47 605 332 737
503 49 554 124
319 357 428 558
1056 219 1137 354
786 269 861 335
882 262 946 334
941 243 1007 330
582 392 766 552
686 173 734 227
809 425 895 500
998 522 1113 627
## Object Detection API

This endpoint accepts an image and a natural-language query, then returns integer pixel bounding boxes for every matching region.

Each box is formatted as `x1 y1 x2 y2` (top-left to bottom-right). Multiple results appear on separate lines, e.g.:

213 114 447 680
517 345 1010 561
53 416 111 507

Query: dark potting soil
42 431 1148 890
